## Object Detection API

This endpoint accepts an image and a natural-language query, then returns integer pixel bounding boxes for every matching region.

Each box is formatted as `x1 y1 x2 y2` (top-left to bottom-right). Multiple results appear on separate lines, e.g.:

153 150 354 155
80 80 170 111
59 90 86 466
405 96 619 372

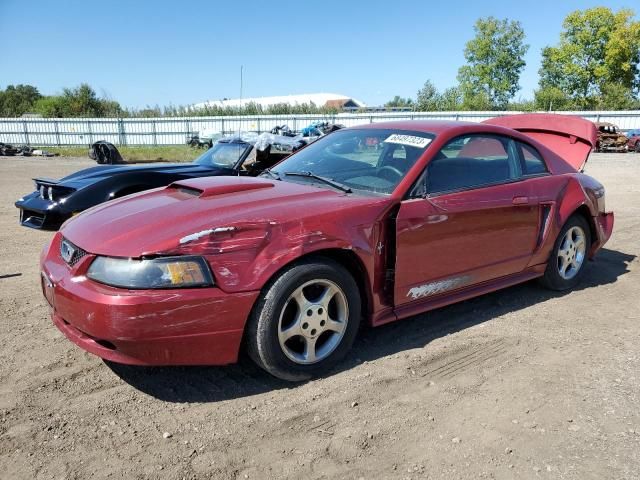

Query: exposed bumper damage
42 233 259 366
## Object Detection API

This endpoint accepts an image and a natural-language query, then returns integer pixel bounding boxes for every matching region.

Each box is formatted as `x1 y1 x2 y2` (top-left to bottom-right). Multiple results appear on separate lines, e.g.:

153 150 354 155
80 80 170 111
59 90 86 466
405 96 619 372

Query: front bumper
41 233 260 366
15 194 70 230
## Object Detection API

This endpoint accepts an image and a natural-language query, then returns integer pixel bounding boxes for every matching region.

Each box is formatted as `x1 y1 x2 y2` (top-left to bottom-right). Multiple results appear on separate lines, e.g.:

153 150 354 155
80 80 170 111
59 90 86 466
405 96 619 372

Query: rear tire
539 215 591 291
246 258 361 381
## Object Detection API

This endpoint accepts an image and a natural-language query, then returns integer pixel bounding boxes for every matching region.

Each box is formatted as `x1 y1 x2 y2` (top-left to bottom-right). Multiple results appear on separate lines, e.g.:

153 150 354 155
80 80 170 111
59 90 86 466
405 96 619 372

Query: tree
538 7 640 109
416 80 441 111
438 87 463 111
385 96 414 109
0 84 42 116
32 83 124 118
534 86 575 111
457 17 529 109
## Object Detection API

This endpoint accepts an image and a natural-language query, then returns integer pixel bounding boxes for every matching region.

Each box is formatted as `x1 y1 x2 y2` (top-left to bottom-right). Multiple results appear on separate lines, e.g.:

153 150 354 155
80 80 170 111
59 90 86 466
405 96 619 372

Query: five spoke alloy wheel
556 225 586 280
246 258 361 381
278 279 349 365
541 214 591 291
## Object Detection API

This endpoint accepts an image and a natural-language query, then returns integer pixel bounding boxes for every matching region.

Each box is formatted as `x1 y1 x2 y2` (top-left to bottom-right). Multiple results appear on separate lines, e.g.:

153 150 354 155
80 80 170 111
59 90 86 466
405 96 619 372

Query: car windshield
269 128 435 195
193 141 251 168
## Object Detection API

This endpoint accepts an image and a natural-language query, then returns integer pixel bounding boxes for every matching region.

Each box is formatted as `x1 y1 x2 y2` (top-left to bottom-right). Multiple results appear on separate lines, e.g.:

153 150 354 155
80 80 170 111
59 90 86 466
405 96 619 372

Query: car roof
352 120 479 135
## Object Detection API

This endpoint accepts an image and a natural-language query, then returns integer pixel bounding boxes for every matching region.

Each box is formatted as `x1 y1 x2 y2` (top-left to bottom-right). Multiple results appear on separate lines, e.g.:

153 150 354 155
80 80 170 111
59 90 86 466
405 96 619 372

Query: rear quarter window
519 142 547 175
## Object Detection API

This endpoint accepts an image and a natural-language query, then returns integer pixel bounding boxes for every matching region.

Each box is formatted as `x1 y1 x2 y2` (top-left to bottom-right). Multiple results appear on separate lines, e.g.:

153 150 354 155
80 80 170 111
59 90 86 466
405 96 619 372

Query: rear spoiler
483 113 597 172
33 177 59 186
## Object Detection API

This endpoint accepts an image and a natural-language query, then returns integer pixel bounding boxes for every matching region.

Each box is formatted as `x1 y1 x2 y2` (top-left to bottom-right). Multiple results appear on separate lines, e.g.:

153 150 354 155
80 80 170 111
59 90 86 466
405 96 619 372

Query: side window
426 135 520 195
519 142 547 175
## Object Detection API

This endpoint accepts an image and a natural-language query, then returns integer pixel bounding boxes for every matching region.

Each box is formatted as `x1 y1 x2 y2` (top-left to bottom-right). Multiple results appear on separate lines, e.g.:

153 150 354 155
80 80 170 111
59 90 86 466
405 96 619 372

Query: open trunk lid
483 113 597 172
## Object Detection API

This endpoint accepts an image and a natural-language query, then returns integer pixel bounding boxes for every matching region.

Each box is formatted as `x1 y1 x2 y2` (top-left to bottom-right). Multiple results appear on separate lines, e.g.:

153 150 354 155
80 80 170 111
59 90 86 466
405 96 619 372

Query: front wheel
246 258 361 381
539 215 591 291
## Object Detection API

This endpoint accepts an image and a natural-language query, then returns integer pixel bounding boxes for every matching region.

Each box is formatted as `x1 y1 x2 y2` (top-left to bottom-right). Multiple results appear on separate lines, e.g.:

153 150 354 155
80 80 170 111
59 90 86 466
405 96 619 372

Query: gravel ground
0 153 639 480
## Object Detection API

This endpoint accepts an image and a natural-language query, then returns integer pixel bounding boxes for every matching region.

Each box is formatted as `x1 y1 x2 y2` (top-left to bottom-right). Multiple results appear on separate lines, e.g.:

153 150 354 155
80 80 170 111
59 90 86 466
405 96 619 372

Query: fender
528 175 597 267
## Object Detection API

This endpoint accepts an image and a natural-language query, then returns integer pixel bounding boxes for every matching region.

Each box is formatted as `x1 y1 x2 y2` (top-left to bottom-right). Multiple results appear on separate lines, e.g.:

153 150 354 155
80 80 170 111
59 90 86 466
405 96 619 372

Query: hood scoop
169 177 274 197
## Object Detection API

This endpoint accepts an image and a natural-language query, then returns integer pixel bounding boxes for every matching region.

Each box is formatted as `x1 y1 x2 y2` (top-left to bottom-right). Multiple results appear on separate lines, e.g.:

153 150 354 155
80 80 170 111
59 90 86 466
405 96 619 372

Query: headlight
86 256 214 289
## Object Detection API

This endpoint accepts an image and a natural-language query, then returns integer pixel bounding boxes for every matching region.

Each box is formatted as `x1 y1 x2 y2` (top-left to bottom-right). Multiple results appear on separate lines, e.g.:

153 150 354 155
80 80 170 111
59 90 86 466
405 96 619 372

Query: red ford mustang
40 114 613 381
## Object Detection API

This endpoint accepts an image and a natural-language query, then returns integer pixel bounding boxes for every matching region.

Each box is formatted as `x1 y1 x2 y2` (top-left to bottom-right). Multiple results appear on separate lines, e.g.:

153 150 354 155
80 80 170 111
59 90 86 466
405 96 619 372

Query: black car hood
55 162 228 188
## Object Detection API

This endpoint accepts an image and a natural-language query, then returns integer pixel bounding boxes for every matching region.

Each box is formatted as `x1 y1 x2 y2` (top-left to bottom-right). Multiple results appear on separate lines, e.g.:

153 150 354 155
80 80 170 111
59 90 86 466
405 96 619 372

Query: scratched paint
179 226 236 245
407 275 472 300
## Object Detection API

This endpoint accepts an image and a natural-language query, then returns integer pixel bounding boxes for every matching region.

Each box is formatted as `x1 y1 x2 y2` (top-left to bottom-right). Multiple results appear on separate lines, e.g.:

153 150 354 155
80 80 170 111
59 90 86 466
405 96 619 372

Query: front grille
60 238 88 266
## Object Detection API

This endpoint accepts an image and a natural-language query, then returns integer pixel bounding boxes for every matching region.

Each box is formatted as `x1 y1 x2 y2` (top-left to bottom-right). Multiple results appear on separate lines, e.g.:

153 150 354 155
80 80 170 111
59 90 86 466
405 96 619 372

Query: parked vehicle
186 127 224 148
16 134 303 230
595 122 628 152
626 129 640 153
40 114 613 381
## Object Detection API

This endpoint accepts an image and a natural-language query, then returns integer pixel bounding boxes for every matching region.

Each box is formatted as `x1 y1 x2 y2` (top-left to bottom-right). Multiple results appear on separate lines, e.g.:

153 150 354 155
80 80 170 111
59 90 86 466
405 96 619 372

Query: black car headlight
86 255 214 289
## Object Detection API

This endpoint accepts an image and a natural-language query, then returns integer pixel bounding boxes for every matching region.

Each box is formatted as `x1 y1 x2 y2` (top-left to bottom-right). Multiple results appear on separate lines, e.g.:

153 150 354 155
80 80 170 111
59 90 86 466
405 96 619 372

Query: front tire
246 258 361 381
540 215 591 291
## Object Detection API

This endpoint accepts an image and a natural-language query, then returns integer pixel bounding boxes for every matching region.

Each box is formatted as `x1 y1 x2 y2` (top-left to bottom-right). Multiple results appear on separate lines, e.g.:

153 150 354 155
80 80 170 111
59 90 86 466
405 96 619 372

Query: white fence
1 110 639 147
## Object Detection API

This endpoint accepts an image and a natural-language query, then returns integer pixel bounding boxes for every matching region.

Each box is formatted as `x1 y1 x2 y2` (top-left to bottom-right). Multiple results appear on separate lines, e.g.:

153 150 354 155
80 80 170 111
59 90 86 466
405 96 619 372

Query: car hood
61 177 388 257
55 162 223 188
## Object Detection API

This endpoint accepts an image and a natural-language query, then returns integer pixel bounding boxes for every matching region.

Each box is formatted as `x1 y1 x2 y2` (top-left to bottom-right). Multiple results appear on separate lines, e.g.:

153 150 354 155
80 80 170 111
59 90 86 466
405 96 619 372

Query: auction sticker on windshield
384 134 432 149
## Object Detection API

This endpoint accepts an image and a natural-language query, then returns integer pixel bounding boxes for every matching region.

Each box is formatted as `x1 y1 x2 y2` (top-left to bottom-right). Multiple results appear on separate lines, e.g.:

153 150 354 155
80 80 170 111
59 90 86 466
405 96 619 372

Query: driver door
393 134 540 308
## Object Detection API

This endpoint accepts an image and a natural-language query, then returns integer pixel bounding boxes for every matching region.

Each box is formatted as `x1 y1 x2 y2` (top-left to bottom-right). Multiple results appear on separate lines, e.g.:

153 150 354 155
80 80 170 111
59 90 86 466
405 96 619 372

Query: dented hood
61 176 383 257
483 113 597 171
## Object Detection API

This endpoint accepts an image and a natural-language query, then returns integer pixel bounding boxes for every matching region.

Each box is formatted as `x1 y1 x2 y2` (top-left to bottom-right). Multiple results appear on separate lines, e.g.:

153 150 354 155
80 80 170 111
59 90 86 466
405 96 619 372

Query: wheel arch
251 248 373 326
570 204 597 248
238 247 374 362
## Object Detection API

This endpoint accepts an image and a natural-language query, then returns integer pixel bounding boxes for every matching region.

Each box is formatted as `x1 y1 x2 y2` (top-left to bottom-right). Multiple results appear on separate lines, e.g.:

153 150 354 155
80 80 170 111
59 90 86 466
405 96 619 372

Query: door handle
512 196 529 205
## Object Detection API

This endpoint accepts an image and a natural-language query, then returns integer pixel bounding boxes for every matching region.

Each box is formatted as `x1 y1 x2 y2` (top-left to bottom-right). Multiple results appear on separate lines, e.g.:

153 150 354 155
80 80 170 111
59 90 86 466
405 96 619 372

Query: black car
15 135 302 230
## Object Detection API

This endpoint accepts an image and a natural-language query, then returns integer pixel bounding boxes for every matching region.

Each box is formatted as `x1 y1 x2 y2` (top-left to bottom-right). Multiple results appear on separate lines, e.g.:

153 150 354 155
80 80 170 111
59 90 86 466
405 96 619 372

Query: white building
193 93 366 110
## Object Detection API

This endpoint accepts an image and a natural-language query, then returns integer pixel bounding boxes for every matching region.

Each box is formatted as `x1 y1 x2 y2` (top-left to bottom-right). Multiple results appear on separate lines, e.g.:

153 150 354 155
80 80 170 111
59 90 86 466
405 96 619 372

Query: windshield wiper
261 168 281 180
284 171 352 193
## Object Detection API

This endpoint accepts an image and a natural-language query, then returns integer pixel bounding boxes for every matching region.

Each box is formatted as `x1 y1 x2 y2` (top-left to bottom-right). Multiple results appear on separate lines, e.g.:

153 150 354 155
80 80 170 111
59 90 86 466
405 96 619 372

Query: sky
0 0 636 108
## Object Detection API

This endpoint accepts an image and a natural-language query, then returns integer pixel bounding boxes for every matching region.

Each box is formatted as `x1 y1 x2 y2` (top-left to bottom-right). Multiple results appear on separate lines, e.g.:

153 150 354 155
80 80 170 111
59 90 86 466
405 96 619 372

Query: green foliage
415 82 467 111
416 80 441 111
33 96 67 117
438 87 463 111
457 17 529 109
534 86 576 111
460 90 494 111
0 83 125 118
538 7 640 109
0 84 42 116
384 95 414 109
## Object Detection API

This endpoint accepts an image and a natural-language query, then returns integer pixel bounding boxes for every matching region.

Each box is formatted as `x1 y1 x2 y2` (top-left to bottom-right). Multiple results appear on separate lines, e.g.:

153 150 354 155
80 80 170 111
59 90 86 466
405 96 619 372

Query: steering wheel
378 165 404 182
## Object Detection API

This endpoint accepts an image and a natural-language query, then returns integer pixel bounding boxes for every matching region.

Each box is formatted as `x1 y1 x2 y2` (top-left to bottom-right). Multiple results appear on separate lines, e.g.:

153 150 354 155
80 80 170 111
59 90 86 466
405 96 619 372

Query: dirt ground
0 153 638 480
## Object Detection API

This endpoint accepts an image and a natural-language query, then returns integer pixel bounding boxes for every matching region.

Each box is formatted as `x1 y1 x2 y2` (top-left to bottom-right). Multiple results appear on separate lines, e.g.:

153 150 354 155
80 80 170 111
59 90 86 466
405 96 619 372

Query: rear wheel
246 258 361 381
540 215 591 291
635 142 640 153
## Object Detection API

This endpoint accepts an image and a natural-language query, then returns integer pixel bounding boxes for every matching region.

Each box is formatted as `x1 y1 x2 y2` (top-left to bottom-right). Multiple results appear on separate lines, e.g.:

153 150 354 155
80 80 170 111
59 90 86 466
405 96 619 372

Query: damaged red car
40 114 613 381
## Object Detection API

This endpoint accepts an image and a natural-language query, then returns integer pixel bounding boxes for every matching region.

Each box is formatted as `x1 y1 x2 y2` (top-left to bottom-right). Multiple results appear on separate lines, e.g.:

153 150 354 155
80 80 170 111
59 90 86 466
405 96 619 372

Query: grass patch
39 145 205 163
